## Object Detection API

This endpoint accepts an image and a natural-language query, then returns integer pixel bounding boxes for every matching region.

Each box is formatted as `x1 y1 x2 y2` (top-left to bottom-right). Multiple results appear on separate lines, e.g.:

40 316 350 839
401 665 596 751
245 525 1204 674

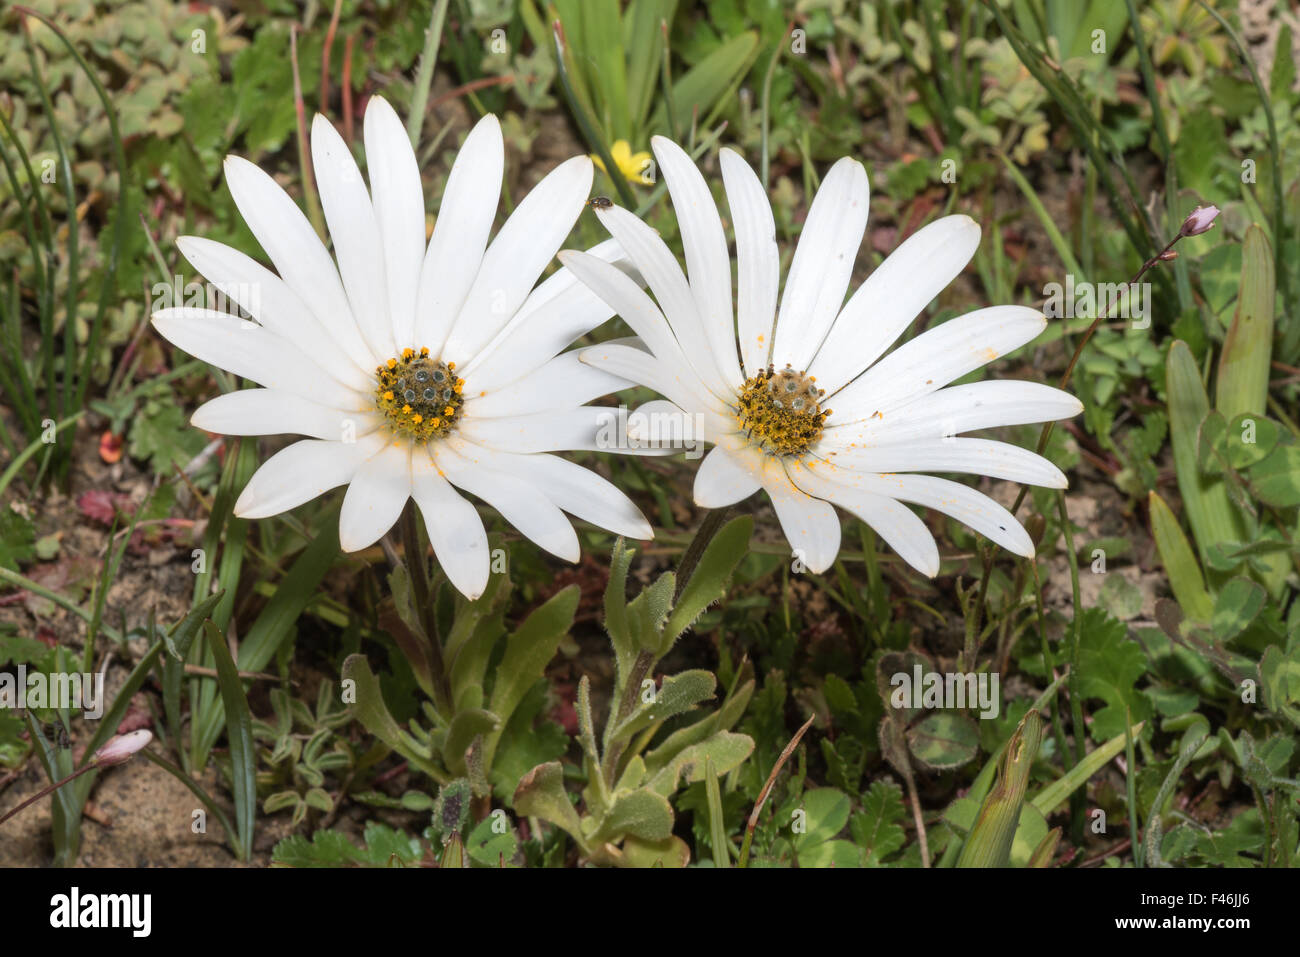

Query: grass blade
204 620 256 861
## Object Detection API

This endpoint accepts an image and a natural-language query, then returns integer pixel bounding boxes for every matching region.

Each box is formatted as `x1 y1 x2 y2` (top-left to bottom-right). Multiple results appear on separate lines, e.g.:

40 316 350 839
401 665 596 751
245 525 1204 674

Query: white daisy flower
151 97 652 599
562 137 1082 576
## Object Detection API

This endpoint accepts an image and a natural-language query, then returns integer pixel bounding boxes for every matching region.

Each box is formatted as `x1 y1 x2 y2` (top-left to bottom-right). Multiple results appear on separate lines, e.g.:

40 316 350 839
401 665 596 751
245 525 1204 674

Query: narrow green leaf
704 756 729 867
1216 226 1275 420
1148 491 1215 624
1166 341 1245 568
204 621 255 861
1031 721 1144 816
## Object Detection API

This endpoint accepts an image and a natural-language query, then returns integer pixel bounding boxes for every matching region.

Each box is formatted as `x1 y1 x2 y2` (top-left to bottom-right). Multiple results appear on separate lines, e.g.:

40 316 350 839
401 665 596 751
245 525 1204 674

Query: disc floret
374 347 464 441
735 364 830 457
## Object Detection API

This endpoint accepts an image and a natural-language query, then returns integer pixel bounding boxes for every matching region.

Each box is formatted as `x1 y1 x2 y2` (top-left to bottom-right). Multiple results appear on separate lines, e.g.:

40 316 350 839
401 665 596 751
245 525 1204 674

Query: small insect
39 720 71 750
587 195 614 210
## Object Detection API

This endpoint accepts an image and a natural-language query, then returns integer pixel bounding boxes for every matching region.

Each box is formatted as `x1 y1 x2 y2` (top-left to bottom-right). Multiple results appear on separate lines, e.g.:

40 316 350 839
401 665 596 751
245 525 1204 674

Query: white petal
693 445 762 508
759 457 841 573
312 114 396 360
485 450 653 540
151 308 356 407
720 148 779 376
822 437 1068 488
871 472 1034 556
829 305 1047 422
411 451 490 599
651 136 744 389
771 157 869 372
459 406 623 453
434 441 579 561
578 342 725 418
415 115 503 355
557 249 696 377
591 204 730 399
464 238 636 391
338 442 411 551
192 389 380 442
787 461 940 576
628 399 731 450
809 215 982 394
464 348 629 418
234 433 387 519
223 155 375 369
363 96 425 349
443 156 593 364
822 380 1083 448
176 237 373 392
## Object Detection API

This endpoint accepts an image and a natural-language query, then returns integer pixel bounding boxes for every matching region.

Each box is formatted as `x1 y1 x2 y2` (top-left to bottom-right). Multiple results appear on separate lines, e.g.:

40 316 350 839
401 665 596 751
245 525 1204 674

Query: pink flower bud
93 729 152 767
1180 205 1220 237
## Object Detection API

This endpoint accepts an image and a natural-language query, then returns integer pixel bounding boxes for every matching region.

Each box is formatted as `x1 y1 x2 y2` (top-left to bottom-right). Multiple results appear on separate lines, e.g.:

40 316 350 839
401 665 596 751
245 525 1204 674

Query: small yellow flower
592 140 654 186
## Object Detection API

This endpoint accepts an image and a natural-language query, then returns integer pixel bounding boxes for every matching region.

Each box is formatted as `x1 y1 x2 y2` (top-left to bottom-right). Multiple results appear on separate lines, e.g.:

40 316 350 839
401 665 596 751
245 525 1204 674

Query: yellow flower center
374 347 464 441
735 365 830 457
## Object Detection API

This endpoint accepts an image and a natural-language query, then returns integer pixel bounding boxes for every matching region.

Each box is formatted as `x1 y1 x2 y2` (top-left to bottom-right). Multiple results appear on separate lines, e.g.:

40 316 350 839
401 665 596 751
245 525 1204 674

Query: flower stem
399 500 452 714
0 763 95 827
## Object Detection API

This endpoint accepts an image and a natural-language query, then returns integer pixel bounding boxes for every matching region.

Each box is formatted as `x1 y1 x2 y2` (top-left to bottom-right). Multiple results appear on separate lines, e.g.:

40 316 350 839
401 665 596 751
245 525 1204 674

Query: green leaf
906 712 979 769
127 400 207 475
466 813 517 866
607 669 716 745
1212 578 1266 643
340 653 443 780
627 571 674 656
850 780 907 865
1225 413 1278 469
1216 226 1274 421
1259 646 1300 727
272 822 423 867
1076 608 1150 742
663 515 753 645
0 506 36 571
205 621 256 861
703 756 729 867
957 713 1042 868
162 592 224 749
1247 444 1300 508
645 730 754 797
1165 341 1246 568
1031 721 1143 816
513 761 587 853
604 537 635 673
793 788 851 849
488 681 569 803
484 585 578 768
443 709 500 777
620 834 690 867
649 31 759 134
192 524 339 766
1148 491 1214 624
591 787 675 844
